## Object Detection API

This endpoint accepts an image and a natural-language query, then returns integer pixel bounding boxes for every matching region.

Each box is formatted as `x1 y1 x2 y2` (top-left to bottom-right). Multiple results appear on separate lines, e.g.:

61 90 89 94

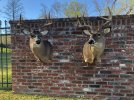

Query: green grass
0 53 11 65
0 66 12 89
0 35 11 53
0 35 11 45
0 51 12 89
0 90 91 100
0 66 12 87
0 48 12 53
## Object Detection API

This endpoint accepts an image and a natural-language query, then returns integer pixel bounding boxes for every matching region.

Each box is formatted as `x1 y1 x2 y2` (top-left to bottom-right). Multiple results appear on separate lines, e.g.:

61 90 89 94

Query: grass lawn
0 35 11 46
0 66 12 89
0 90 92 100
0 48 12 89
0 48 11 53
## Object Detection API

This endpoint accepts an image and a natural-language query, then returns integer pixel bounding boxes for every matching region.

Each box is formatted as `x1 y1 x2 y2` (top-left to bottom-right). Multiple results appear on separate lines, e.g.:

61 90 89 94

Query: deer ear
83 30 92 36
103 27 111 34
41 30 48 35
23 29 31 34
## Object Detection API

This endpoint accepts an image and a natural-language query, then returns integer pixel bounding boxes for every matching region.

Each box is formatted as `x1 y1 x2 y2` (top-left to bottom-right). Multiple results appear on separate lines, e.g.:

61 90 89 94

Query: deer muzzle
34 35 41 44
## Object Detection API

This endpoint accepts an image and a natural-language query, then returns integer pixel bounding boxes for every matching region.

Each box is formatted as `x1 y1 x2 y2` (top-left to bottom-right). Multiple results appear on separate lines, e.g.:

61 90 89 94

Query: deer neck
96 35 105 42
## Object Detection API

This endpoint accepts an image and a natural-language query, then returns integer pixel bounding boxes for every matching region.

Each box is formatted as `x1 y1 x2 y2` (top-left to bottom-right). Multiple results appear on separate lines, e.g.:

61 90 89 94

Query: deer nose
36 40 41 44
88 39 95 44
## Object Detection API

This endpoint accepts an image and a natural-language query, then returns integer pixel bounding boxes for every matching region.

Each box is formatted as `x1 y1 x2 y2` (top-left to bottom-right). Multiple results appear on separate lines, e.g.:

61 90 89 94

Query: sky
0 0 99 26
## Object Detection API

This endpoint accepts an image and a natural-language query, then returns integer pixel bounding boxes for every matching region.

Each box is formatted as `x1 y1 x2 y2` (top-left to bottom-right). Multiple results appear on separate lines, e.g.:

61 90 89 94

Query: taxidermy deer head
18 14 53 63
77 8 112 64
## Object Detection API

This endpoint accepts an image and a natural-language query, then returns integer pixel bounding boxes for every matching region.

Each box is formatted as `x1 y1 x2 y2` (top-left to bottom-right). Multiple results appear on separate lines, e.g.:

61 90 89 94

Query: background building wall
11 15 134 99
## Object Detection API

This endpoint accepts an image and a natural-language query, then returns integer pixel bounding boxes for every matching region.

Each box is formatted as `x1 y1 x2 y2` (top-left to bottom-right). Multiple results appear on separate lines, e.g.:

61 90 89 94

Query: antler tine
42 23 52 27
19 14 22 25
76 15 85 28
45 14 47 20
76 15 86 27
100 7 112 28
108 7 112 20
81 16 86 25
76 15 82 27
41 14 52 29
100 7 112 21
17 14 22 26
81 16 93 29
48 12 53 23
17 14 32 34
48 12 51 19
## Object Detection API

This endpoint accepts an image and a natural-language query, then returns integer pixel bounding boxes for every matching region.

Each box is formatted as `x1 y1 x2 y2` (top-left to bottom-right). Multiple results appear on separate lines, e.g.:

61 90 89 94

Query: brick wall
10 15 134 99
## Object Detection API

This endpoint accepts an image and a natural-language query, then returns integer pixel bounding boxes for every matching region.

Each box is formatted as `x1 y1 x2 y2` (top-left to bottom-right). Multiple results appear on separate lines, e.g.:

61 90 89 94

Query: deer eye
30 34 36 38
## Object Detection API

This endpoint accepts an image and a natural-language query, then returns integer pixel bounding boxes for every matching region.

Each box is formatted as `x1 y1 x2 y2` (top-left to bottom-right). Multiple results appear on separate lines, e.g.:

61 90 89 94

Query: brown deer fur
83 35 106 64
77 7 112 64
29 36 52 63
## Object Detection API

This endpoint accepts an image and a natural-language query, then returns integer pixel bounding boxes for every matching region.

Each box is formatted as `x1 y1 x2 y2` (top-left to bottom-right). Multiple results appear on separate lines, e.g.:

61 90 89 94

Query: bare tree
4 0 24 20
92 0 134 16
51 1 63 18
39 3 53 19
0 0 4 15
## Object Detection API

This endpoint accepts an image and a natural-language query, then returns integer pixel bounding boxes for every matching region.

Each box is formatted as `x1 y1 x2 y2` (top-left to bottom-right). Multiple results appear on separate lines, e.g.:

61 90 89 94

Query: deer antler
99 7 112 32
77 16 92 29
40 12 53 31
76 16 94 36
17 14 22 26
18 14 31 29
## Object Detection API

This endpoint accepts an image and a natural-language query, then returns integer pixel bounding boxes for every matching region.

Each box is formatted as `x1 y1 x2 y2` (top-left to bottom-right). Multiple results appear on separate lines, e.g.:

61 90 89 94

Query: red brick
100 92 111 96
95 88 106 92
127 40 134 44
17 79 26 82
77 77 88 80
22 69 31 72
121 82 131 85
120 89 133 93
87 92 97 95
75 69 86 74
96 81 107 85
83 81 94 84
103 78 114 81
22 82 31 85
12 69 21 72
113 93 124 96
23 76 32 79
72 80 82 84
32 83 42 86
48 73 58 76
126 94 134 96
50 87 60 90
61 87 71 91
102 85 113 88
38 73 47 76
73 87 83 91
127 33 134 36
65 84 76 87
127 71 134 74
44 83 53 86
